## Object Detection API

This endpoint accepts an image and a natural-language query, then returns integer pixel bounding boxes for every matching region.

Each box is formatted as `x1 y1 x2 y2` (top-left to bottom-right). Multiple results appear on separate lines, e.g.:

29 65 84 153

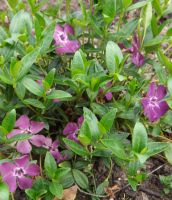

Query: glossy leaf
132 122 147 153
2 109 16 133
72 169 89 189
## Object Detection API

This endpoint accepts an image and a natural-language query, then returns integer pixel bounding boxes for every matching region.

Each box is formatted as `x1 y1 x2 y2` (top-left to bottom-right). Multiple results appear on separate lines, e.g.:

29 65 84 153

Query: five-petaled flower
7 115 45 154
42 137 66 163
53 24 80 54
63 116 84 142
0 155 40 192
141 82 169 122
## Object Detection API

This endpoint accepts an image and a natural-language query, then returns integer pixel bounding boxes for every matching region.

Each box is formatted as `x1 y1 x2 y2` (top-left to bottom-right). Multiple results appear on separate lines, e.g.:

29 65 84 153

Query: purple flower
53 24 80 54
0 155 40 192
141 82 169 122
63 122 78 136
127 34 144 67
63 116 84 142
42 137 66 163
105 92 113 101
7 115 45 154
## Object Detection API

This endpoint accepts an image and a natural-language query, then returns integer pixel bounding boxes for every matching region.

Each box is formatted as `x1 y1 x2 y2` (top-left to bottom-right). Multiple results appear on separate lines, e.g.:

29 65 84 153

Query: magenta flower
127 34 144 67
42 137 66 163
53 24 80 54
63 116 84 142
0 155 40 192
7 115 45 154
105 92 113 101
141 82 169 122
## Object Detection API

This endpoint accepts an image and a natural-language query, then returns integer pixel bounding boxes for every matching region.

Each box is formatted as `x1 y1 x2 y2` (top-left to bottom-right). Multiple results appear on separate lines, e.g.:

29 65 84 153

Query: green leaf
15 82 26 99
63 138 89 156
6 134 31 144
83 107 100 143
71 50 86 78
44 152 57 179
7 0 19 9
165 143 172 165
9 11 32 35
72 169 89 189
106 41 123 74
141 2 152 39
22 77 44 97
39 21 56 54
127 1 148 11
96 180 109 195
46 90 72 100
102 0 116 24
146 142 169 157
2 109 16 133
157 50 172 74
43 68 56 90
101 139 127 160
49 182 63 199
132 122 147 153
100 108 117 131
23 98 45 109
168 77 172 95
0 182 9 200
17 48 40 80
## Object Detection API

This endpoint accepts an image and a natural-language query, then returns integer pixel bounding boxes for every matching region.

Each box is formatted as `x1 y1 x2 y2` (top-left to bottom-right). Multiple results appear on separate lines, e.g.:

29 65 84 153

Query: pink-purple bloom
127 34 144 67
42 137 66 163
63 116 84 142
0 155 40 192
7 115 45 154
53 24 80 54
141 82 169 122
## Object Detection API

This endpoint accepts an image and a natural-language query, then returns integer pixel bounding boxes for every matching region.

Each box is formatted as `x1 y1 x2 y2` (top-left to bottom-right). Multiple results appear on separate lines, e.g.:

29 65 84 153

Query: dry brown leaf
54 185 78 200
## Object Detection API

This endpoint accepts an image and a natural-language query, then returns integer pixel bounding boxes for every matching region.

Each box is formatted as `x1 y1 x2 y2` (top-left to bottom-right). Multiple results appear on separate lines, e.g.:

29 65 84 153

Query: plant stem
11 193 15 200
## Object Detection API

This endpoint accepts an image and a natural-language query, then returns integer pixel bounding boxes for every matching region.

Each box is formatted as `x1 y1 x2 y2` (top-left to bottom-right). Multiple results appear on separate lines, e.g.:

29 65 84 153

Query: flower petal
156 85 167 100
25 164 40 176
16 140 32 154
50 150 65 163
30 121 44 134
63 122 78 135
30 135 45 147
64 24 74 35
18 176 32 190
15 155 29 168
147 82 156 97
4 175 17 192
158 101 169 117
77 116 84 128
52 140 60 149
16 115 30 130
0 162 15 177
44 137 52 147
105 92 113 101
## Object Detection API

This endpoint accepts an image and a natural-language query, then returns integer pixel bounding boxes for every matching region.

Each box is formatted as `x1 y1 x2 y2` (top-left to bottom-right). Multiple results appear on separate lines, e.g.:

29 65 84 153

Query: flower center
149 96 159 107
14 167 25 177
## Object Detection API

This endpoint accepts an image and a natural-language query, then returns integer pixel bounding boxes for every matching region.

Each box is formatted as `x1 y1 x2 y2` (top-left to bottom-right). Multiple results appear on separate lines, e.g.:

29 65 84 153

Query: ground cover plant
0 0 172 199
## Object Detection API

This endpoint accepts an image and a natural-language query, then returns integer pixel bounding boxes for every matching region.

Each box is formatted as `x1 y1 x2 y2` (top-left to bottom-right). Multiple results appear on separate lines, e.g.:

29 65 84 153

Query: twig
148 164 165 176
139 186 162 198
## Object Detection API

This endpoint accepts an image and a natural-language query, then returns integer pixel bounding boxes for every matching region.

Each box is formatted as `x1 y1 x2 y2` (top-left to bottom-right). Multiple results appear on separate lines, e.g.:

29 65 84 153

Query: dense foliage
0 0 172 199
